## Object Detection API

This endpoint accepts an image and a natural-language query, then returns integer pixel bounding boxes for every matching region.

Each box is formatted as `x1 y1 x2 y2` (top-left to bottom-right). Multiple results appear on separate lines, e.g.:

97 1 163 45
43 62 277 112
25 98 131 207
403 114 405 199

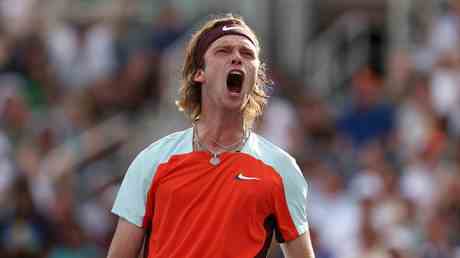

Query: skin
107 218 144 258
281 232 316 258
193 35 258 151
107 34 315 258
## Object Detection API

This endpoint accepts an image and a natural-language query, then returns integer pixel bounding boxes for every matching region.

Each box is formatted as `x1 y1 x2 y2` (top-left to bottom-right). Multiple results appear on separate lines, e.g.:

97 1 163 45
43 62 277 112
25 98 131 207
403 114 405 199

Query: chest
153 152 277 216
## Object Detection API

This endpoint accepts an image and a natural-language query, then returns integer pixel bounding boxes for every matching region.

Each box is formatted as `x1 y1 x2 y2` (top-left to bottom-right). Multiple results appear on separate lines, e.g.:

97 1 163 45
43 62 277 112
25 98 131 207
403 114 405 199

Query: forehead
208 35 258 52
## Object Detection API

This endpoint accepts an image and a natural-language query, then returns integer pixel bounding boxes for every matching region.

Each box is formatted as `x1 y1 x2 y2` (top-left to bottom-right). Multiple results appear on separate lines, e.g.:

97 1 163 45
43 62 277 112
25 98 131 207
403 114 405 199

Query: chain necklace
210 128 249 151
193 125 250 166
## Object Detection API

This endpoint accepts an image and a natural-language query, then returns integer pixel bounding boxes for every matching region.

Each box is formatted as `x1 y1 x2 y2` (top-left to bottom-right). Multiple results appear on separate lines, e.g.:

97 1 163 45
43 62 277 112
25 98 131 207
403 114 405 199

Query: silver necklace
193 125 249 166
210 129 249 151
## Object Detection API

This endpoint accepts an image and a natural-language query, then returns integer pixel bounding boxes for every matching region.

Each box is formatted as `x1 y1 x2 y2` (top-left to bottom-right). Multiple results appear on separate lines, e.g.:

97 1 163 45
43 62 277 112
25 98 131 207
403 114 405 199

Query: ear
193 69 205 84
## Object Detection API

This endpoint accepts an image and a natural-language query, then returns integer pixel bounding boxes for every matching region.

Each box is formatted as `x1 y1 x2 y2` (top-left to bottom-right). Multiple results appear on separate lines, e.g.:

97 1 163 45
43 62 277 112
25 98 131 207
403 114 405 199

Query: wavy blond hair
176 14 271 129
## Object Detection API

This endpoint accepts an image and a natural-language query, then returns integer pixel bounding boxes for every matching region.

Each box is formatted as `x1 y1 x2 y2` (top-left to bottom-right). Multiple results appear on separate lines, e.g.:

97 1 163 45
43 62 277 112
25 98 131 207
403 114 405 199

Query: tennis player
107 14 315 258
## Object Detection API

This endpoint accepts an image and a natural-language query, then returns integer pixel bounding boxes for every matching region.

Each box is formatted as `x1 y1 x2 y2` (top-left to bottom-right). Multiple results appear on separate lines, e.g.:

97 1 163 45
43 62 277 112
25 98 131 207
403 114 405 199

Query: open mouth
226 70 244 94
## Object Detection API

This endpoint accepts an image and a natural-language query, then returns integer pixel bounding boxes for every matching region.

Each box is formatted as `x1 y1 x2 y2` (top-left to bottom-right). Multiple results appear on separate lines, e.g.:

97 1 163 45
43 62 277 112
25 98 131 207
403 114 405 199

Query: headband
194 20 257 67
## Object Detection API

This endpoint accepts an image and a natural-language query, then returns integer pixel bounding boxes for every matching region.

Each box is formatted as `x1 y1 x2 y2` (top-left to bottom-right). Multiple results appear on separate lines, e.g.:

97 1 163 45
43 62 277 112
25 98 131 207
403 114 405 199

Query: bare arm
107 218 146 258
280 229 315 258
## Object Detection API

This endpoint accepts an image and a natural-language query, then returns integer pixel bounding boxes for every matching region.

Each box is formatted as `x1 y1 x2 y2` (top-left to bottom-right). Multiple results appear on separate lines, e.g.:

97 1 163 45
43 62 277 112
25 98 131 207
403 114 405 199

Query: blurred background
1 0 460 258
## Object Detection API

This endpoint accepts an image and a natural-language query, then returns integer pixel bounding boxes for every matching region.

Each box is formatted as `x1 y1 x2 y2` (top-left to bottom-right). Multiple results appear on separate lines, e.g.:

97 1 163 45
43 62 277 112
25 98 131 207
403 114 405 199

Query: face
194 34 260 112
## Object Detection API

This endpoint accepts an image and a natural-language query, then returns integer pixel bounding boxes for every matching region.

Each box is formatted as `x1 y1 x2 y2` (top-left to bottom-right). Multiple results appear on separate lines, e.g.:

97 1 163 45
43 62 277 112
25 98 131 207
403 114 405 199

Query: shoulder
248 133 297 164
246 133 303 179
248 134 309 229
128 128 193 175
138 128 193 160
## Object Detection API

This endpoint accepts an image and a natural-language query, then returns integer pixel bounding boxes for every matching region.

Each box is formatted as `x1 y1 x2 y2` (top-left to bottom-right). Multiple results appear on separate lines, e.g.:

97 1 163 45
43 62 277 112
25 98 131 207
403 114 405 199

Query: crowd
1 1 460 258
0 3 186 258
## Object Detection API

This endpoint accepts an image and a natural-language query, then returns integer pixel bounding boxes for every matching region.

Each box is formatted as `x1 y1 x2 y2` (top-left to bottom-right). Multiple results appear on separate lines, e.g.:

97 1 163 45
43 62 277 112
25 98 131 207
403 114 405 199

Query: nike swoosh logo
236 173 260 181
222 25 240 31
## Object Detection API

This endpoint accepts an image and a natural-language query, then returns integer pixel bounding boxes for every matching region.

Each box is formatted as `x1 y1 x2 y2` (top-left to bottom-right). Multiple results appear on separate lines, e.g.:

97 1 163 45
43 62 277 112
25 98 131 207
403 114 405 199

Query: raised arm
107 218 146 258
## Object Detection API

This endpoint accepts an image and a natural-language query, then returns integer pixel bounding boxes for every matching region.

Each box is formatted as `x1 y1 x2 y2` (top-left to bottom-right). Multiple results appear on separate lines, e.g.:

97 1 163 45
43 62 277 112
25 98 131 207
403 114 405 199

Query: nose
232 59 242 65
231 51 242 65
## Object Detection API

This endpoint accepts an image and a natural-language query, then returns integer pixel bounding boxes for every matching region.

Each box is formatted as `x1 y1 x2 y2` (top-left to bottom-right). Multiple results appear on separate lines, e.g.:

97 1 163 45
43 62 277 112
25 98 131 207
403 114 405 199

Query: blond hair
176 14 271 129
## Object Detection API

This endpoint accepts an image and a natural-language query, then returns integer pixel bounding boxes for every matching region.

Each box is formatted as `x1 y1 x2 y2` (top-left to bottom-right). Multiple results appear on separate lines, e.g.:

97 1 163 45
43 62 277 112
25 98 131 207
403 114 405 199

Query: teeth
229 70 243 75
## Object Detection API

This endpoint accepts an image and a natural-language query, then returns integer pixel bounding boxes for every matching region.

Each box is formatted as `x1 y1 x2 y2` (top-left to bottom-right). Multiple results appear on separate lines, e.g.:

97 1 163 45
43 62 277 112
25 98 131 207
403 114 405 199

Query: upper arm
107 217 146 258
108 148 157 257
111 148 155 227
280 230 315 258
270 156 309 242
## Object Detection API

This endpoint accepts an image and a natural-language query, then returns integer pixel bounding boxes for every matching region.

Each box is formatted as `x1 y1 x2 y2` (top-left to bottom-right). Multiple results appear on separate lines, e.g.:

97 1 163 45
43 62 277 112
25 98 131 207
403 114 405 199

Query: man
107 14 315 258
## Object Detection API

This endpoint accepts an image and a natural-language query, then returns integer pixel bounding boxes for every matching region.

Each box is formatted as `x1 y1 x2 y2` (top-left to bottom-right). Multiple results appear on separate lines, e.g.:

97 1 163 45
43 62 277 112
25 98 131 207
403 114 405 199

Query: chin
221 99 244 111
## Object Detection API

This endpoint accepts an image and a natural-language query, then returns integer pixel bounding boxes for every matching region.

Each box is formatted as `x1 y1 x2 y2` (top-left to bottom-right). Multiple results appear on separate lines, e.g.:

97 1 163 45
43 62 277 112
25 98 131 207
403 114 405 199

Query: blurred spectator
385 50 415 100
0 0 38 37
419 215 453 258
0 130 13 216
348 202 389 258
46 219 102 258
46 177 104 258
430 48 460 136
396 72 435 160
399 121 448 218
0 74 32 145
430 0 460 57
47 18 116 91
349 142 387 200
0 30 13 73
259 96 299 154
150 5 186 53
115 49 161 114
307 160 360 258
436 144 460 247
18 34 60 107
371 167 419 252
295 93 337 161
337 67 395 150
0 176 54 258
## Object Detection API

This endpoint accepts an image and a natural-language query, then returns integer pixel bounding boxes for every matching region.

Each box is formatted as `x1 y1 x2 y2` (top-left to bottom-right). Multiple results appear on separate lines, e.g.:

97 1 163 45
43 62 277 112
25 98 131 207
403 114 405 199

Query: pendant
210 153 220 166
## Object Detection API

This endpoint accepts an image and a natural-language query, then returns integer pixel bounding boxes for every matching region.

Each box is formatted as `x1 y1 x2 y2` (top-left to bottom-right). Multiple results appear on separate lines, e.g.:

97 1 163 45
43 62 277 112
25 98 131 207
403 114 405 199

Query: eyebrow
212 42 257 53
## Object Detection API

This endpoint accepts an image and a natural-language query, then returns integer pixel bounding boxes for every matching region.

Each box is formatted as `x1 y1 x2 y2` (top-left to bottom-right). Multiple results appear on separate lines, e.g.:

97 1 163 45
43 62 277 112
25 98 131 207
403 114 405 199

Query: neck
195 111 247 153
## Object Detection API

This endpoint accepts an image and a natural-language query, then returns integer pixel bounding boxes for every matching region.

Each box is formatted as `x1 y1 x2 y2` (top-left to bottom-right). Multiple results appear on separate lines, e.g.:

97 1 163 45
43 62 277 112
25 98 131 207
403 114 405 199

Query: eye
242 51 255 58
216 48 230 54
